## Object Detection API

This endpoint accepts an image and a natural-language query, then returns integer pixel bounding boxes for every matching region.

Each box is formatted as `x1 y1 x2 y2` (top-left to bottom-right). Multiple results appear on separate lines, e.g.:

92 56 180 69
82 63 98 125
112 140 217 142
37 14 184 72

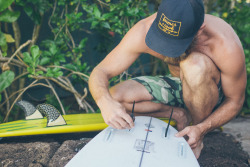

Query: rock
49 138 91 167
0 131 249 167
28 162 44 167
0 141 60 167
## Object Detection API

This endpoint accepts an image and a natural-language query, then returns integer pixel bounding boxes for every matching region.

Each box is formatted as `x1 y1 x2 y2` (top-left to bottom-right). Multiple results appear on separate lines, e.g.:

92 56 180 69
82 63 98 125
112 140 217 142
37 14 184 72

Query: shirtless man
88 0 246 158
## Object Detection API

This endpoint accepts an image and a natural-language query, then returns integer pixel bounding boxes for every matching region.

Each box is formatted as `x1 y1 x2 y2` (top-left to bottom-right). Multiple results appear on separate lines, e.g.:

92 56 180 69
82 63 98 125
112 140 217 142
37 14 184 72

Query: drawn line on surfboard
139 117 153 167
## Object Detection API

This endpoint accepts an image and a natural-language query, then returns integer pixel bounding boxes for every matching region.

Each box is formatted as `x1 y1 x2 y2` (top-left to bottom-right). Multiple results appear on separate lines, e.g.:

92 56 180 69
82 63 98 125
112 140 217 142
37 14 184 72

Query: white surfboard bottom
66 116 200 167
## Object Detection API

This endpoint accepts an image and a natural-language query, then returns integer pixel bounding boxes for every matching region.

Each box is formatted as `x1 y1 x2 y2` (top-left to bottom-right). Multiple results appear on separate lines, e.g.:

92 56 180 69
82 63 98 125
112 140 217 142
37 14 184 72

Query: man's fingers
187 138 196 147
116 117 130 129
175 127 189 137
111 121 123 129
122 113 135 129
108 122 116 129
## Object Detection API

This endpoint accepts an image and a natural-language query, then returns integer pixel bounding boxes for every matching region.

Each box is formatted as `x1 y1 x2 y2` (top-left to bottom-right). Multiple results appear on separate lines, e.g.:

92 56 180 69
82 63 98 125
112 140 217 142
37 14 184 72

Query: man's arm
176 41 247 144
197 44 247 134
89 20 148 129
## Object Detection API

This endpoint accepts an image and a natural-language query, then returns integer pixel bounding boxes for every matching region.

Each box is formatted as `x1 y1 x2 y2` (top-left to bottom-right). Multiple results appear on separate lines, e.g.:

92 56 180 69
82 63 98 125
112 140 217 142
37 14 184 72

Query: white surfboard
66 116 200 167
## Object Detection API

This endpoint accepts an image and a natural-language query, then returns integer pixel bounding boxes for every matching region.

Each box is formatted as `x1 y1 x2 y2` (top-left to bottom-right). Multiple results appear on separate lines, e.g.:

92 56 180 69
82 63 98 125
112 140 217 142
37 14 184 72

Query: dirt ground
0 131 249 167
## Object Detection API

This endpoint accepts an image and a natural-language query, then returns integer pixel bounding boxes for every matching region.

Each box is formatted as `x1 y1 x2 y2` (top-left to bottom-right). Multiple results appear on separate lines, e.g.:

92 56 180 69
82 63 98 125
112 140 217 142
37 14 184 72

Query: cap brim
145 20 194 58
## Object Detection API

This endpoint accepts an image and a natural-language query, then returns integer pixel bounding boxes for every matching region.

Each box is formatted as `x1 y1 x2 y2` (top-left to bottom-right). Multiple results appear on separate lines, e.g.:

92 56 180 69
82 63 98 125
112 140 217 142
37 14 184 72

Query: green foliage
41 40 66 66
82 0 149 36
81 0 150 54
0 0 20 56
0 0 15 12
0 10 20 22
82 0 151 84
23 45 44 76
23 44 65 78
0 71 15 102
0 31 6 46
16 0 51 24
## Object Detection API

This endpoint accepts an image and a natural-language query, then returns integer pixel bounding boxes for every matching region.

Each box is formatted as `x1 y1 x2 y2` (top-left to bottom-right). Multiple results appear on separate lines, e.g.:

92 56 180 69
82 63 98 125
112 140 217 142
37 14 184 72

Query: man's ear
200 23 206 30
196 23 206 35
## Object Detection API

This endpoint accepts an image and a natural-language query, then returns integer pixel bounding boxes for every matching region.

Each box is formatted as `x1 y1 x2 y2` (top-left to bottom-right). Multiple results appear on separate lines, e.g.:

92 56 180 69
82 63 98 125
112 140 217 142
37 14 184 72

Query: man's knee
110 80 153 103
109 84 125 103
109 80 138 103
180 52 220 88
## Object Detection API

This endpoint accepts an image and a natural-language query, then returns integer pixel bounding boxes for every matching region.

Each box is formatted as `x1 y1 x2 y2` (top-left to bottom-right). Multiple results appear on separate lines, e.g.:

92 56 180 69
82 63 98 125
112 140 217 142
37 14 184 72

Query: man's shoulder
205 14 231 27
205 14 243 56
120 14 156 53
127 14 156 40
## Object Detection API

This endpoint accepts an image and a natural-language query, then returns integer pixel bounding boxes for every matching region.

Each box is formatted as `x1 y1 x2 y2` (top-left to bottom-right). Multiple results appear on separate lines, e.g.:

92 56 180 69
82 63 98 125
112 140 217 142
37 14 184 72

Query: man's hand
175 125 204 159
99 98 134 130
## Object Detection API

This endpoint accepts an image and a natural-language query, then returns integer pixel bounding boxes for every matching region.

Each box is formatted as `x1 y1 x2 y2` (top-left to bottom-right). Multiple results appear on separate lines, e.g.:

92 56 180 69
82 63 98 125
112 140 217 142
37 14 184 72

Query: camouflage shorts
131 75 224 109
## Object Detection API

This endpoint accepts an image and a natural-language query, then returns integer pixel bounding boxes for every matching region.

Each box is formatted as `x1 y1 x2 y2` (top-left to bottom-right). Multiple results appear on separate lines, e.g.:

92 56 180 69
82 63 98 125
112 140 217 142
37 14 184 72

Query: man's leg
180 52 221 158
109 79 191 131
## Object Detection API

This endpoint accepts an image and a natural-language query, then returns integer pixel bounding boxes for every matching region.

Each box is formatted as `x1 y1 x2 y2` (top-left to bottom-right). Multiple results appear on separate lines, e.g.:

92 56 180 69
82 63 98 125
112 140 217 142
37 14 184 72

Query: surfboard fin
165 108 174 137
130 101 135 122
15 100 43 120
36 104 67 127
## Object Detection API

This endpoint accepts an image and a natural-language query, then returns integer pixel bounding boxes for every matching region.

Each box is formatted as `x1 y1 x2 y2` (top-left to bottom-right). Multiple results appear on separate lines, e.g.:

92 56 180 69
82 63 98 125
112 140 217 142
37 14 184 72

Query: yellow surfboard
0 113 176 137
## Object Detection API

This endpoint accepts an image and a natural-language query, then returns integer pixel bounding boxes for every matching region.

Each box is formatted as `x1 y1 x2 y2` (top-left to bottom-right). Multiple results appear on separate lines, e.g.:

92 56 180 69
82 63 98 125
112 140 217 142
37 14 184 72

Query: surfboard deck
66 116 199 167
0 114 176 137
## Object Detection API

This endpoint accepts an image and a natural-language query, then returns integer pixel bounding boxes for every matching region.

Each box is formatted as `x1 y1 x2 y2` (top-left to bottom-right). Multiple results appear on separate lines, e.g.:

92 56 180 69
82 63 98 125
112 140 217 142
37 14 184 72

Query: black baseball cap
145 0 204 57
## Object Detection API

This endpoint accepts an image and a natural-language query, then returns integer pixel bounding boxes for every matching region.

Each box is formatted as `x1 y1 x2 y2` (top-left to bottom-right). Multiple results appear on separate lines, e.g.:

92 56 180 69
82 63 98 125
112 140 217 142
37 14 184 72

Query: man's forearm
88 67 113 106
197 97 244 135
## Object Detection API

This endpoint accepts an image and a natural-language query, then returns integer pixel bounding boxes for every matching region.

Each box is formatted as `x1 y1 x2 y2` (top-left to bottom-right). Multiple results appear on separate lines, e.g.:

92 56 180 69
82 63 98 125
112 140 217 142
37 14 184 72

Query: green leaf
46 68 54 77
4 33 15 43
57 54 66 62
52 67 61 72
93 5 101 18
1 43 8 53
23 5 41 24
91 21 99 29
24 6 33 18
23 52 32 64
2 52 7 57
0 31 7 46
30 45 40 61
49 43 57 55
79 38 88 49
64 64 77 71
54 71 63 77
102 13 113 19
101 22 111 29
42 50 52 57
0 10 20 22
36 71 44 75
40 57 51 65
0 71 15 92
0 0 14 12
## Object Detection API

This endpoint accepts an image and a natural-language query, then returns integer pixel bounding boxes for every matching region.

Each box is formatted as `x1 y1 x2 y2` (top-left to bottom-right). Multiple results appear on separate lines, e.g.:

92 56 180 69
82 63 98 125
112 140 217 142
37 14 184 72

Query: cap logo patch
158 13 181 36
